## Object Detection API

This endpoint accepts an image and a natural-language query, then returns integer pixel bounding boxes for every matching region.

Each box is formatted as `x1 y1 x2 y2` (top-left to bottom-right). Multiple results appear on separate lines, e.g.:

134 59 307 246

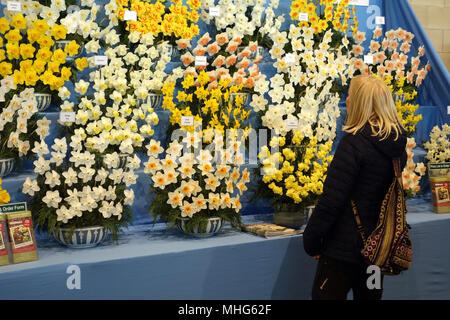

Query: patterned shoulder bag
351 158 412 275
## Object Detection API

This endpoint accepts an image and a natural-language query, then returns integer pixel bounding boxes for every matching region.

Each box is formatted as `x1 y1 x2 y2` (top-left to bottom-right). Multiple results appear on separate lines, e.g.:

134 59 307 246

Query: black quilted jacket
303 123 407 264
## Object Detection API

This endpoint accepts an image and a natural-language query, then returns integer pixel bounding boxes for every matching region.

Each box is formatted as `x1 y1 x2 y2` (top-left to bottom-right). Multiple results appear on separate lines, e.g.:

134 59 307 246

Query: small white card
7 1 21 11
209 6 220 16
285 53 296 63
364 55 374 64
94 55 108 66
181 116 194 126
375 16 385 25
286 119 299 130
348 0 369 6
124 10 137 21
447 106 450 115
195 55 207 66
298 12 309 21
59 112 76 123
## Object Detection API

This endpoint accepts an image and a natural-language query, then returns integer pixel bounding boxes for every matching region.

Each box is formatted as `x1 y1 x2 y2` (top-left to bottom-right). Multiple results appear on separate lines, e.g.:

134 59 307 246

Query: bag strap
351 158 401 243
351 200 366 242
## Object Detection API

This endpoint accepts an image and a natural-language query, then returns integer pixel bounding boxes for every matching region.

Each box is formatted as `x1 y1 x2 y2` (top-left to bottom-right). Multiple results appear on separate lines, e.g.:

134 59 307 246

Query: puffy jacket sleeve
303 134 361 257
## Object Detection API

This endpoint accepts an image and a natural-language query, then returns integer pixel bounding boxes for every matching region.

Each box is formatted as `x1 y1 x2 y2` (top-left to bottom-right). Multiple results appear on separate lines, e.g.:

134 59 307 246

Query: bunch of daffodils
199 0 283 49
23 132 138 241
147 131 250 232
259 133 333 211
402 138 426 198
178 32 267 94
0 13 82 94
0 83 50 161
350 27 430 136
290 0 358 35
424 124 450 164
58 32 177 156
258 26 352 141
115 0 201 42
161 70 253 139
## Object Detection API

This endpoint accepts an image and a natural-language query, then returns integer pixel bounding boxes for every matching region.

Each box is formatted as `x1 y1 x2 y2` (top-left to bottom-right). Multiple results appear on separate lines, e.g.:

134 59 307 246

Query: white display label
375 16 385 25
298 13 309 21
286 119 299 130
59 112 76 123
195 55 207 66
124 10 137 21
181 116 194 126
348 0 370 6
364 55 374 64
285 53 296 63
209 6 220 16
94 55 108 66
7 1 21 11
447 106 450 115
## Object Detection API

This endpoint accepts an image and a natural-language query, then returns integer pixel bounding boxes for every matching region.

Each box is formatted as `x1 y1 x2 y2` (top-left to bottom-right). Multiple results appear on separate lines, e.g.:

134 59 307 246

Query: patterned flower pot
147 92 163 109
35 93 52 112
273 205 314 230
54 40 83 60
0 158 15 178
176 217 224 238
54 226 109 248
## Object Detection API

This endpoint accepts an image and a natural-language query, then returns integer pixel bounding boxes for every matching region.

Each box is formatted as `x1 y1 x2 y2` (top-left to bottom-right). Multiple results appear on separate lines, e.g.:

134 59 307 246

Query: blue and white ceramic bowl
0 158 15 178
54 226 109 248
176 217 224 238
35 93 52 112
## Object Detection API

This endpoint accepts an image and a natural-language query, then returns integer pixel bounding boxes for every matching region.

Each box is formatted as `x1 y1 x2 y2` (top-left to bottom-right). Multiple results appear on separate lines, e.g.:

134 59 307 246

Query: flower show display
0 0 444 265
424 124 450 213
349 26 430 136
255 0 357 228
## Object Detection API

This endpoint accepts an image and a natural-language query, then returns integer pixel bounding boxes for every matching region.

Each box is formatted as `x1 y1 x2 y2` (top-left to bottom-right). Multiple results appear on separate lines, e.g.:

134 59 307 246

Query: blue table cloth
0 198 449 300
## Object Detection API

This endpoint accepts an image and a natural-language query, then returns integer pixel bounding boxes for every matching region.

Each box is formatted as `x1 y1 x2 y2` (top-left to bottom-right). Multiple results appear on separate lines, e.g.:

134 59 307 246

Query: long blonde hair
343 75 404 140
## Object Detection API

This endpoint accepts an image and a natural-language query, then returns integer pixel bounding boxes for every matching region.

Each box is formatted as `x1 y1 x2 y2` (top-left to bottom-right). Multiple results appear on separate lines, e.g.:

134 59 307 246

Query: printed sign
364 55 374 64
286 119 299 130
94 55 108 66
375 16 385 25
59 112 76 123
285 54 296 63
195 55 207 66
181 116 194 126
7 1 21 11
209 6 220 16
298 13 309 21
0 202 27 214
124 10 137 21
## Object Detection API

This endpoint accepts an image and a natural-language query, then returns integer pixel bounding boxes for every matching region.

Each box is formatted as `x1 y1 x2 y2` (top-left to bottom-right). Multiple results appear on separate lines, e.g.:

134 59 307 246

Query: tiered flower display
0 13 81 95
23 132 138 240
148 68 255 232
255 0 357 213
199 0 283 50
402 137 426 198
59 31 176 156
115 0 201 42
349 27 430 136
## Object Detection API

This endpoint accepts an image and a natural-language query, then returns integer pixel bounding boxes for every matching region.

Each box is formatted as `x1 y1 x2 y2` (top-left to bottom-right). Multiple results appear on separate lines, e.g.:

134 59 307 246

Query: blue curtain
385 0 450 126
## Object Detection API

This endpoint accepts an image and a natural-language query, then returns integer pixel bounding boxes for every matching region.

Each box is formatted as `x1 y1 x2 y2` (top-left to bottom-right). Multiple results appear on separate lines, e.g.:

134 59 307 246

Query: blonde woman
303 75 407 300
